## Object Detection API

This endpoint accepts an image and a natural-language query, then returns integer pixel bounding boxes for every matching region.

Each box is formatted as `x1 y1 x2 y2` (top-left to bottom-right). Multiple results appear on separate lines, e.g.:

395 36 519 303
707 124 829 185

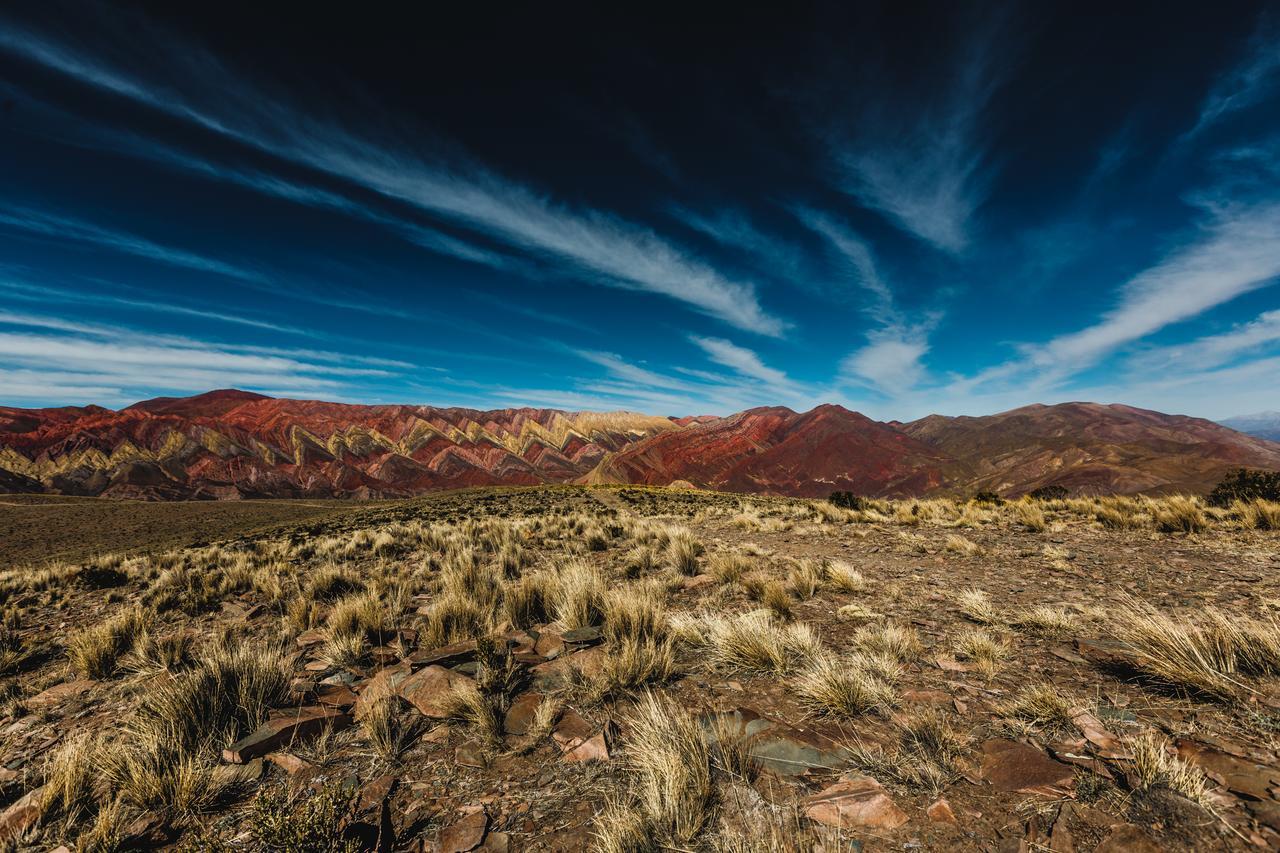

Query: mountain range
1220 412 1280 443
1 389 1278 500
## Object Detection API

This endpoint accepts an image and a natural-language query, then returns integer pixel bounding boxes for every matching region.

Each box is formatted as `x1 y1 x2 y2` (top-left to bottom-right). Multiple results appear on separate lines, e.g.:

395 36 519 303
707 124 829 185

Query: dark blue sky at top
1 1 1279 419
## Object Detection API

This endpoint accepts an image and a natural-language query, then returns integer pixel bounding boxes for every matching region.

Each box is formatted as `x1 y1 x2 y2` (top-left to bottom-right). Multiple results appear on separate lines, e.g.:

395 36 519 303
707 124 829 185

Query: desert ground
0 486 1278 851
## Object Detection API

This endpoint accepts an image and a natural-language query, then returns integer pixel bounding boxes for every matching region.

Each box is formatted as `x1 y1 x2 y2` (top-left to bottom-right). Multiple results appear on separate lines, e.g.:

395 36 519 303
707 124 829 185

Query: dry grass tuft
554 560 608 630
999 683 1078 736
1017 605 1079 638
1235 499 1280 531
784 559 823 600
594 692 714 850
706 552 751 584
793 653 897 716
944 534 982 556
822 559 866 592
1107 597 1280 699
440 680 503 748
361 695 421 763
1151 496 1208 534
853 623 922 662
67 605 150 679
665 528 704 576
1129 732 1207 803
848 709 969 794
952 628 1010 678
956 587 1002 625
1015 501 1047 532
697 611 822 673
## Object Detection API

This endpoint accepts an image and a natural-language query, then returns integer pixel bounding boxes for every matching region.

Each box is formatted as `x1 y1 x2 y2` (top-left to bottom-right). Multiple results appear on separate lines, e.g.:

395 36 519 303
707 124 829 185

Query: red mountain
586 405 955 497
1 392 1277 499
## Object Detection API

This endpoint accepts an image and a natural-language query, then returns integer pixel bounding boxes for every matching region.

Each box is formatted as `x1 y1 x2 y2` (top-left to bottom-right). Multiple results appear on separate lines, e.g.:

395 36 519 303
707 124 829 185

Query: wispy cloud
1028 199 1280 370
1185 12 1280 140
0 204 262 282
1127 309 1280 373
0 309 408 405
825 17 1010 252
0 18 786 337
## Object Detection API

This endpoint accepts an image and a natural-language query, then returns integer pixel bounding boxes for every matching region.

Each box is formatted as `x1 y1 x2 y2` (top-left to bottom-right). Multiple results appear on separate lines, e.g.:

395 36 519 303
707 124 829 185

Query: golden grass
1235 499 1280 530
1016 605 1079 638
361 695 420 763
554 560 608 630
784 559 823 600
594 692 714 850
1015 501 1047 532
998 683 1078 736
502 571 557 629
1151 496 1209 534
706 552 751 584
853 623 922 662
944 534 982 556
67 605 150 679
956 587 1001 625
1108 597 1280 699
1129 732 1207 803
793 653 897 716
952 627 1010 678
822 559 866 592
440 680 503 748
665 528 704 576
847 709 969 794
697 611 822 673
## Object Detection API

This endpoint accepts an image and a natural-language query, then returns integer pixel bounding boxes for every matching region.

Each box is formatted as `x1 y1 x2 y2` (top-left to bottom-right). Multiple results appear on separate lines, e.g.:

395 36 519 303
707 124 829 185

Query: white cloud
0 20 787 337
1127 309 1280 372
1186 13 1280 139
840 329 931 392
688 336 791 387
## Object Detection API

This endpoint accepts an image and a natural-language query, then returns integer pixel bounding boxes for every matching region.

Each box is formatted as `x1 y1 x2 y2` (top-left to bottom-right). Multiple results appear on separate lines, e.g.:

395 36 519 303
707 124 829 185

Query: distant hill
1220 412 1280 443
1 391 1278 499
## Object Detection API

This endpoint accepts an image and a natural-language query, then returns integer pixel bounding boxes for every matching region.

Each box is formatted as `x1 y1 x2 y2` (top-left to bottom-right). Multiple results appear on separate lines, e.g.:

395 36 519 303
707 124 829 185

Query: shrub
827 491 866 510
972 491 1004 506
1028 484 1069 501
1207 468 1280 507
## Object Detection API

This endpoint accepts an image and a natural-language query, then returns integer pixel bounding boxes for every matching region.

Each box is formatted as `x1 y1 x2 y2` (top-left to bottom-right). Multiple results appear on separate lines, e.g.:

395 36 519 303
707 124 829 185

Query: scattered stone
552 710 611 762
264 751 312 774
439 808 489 853
26 680 93 710
534 631 565 660
0 787 43 842
410 639 478 668
926 797 957 824
295 629 326 648
804 772 909 830
313 683 358 710
456 741 489 768
1074 638 1143 672
560 625 603 644
980 739 1075 796
1093 823 1163 852
1175 739 1280 801
353 661 413 719
902 689 951 705
530 646 606 686
503 691 544 735
223 707 352 764
399 665 474 718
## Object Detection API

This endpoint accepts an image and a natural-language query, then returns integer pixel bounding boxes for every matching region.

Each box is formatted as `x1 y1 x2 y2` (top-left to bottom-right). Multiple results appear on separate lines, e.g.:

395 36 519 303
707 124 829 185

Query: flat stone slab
399 664 474 718
981 739 1075 796
223 706 352 764
410 639 478 668
699 708 847 776
805 772 908 830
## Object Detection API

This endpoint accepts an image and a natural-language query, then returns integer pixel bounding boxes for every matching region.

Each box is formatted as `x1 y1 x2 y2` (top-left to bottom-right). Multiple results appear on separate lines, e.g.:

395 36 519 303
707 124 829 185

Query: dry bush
621 545 657 579
822 559 866 593
582 636 683 702
304 565 363 603
440 680 503 748
419 592 489 650
1091 498 1145 530
705 714 759 781
361 695 420 763
956 588 1001 625
325 589 389 642
706 552 751 584
1151 496 1208 534
1129 732 1207 803
67 606 150 679
1015 501 1047 532
502 571 557 629
126 630 195 675
594 692 714 851
1235 499 1280 531
698 611 822 673
1016 605 1078 638
952 628 1010 678
793 653 896 716
847 709 969 794
554 560 607 630
665 528 704 576
944 534 982 556
1108 598 1280 699
739 574 793 622
604 587 668 645
998 683 1078 736
853 623 922 662
784 559 823 600
39 731 98 826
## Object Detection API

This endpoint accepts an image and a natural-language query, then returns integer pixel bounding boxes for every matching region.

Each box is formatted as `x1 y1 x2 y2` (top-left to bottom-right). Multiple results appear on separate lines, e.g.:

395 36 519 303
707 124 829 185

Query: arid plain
0 486 1277 851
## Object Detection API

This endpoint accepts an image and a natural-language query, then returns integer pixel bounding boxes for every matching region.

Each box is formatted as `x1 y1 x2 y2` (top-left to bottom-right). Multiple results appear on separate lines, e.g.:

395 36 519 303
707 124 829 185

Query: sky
1 1 1279 421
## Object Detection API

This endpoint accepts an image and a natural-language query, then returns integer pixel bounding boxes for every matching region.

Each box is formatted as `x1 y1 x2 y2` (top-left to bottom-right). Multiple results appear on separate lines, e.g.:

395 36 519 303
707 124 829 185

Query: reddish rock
980 739 1075 796
926 797 957 824
552 710 611 762
353 661 413 719
534 631 566 660
313 683 358 710
264 751 313 774
455 741 489 768
1175 739 1280 801
1093 824 1163 852
903 689 952 705
223 707 352 764
439 808 489 853
0 787 43 842
410 639 479 668
804 772 908 830
295 629 326 648
503 691 544 735
399 665 473 718
531 646 607 686
26 679 94 709
1074 638 1143 671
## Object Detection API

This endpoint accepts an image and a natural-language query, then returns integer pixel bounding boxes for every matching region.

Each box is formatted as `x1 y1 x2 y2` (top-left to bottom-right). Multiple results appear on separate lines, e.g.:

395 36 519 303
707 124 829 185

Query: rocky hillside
2 391 1278 499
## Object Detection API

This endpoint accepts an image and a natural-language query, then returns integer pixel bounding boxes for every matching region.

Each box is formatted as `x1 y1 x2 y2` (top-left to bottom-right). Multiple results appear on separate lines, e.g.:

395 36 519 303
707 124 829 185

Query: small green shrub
1028 484 1069 501
828 491 866 510
1208 468 1280 507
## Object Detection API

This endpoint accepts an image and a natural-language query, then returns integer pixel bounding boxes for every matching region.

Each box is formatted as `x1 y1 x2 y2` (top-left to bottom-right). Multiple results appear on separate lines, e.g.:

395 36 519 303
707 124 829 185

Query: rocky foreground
0 487 1278 850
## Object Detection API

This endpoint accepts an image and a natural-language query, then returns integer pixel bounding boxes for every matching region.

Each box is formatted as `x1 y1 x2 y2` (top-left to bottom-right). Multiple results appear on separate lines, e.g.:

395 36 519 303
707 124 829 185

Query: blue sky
1 2 1279 420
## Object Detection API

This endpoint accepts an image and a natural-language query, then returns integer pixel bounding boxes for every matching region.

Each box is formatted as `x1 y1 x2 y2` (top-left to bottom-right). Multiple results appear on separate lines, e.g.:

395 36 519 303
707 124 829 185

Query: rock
1093 823 1163 852
223 707 352 764
980 739 1075 796
399 665 474 718
552 710 611 762
1074 638 1143 672
1069 708 1128 759
926 797 958 824
530 646 607 686
354 661 413 719
560 625 604 644
804 772 909 830
26 679 94 709
902 689 952 705
478 830 511 852
296 629 326 648
698 708 845 776
680 573 716 590
439 808 489 853
534 631 566 659
313 683 358 710
1175 739 1280 801
410 639 479 668
456 741 489 768
503 691 544 735
0 787 43 842
265 751 313 774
